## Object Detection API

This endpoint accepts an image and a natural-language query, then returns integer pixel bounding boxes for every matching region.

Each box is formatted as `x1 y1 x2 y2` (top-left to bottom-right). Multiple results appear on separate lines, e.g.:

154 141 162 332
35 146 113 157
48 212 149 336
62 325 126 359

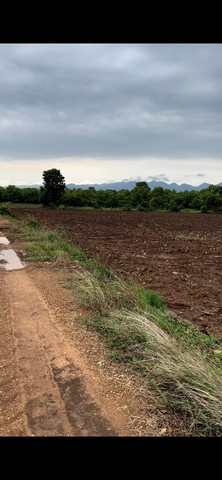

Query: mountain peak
14 179 221 192
65 180 220 192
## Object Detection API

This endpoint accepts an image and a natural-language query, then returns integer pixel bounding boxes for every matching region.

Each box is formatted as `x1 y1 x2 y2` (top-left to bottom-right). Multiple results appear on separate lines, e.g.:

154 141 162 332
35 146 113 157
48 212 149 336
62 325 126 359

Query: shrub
0 202 12 215
168 200 180 212
200 205 208 214
26 216 41 229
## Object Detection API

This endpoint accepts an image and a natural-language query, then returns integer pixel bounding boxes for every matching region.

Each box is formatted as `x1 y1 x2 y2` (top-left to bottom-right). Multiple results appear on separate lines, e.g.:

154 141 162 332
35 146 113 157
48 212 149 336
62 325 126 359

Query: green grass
0 205 17 223
64 266 221 367
67 267 222 362
10 203 43 208
79 307 222 435
8 215 222 435
176 233 198 241
11 216 89 264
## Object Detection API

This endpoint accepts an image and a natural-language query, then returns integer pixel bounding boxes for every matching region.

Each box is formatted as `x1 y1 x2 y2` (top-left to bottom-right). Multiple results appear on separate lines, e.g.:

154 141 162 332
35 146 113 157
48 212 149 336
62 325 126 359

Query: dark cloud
1 44 222 162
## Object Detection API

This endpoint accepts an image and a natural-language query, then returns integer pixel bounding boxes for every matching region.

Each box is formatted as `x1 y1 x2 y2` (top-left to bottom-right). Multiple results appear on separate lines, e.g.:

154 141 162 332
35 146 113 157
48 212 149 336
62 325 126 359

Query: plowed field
12 208 222 339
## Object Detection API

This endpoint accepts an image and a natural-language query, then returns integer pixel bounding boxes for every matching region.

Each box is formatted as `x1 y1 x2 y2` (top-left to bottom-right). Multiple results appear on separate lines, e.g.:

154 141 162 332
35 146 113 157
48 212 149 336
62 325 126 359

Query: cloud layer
0 44 222 184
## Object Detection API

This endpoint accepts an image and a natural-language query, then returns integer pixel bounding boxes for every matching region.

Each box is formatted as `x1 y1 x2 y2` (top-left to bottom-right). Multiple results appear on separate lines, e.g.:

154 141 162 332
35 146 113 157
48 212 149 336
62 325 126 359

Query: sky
0 43 222 187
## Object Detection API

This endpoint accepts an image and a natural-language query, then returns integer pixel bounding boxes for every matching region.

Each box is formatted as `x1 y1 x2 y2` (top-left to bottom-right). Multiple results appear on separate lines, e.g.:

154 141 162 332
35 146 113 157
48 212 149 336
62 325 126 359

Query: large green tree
130 181 151 209
40 169 66 206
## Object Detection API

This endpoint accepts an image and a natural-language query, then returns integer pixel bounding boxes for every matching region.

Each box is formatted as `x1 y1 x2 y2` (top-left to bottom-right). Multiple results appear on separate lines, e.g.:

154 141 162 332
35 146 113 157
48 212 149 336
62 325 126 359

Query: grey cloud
1 44 222 162
184 173 206 178
147 174 169 182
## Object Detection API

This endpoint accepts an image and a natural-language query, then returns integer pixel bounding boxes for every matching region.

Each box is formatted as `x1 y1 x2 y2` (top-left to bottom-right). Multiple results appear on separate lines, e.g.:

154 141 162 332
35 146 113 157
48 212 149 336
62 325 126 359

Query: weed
176 233 197 241
26 216 41 229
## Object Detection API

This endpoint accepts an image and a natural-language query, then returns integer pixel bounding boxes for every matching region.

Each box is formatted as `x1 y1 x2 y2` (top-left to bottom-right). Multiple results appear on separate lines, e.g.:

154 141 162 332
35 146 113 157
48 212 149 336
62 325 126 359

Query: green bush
200 205 208 213
26 216 41 229
168 200 180 212
0 202 12 215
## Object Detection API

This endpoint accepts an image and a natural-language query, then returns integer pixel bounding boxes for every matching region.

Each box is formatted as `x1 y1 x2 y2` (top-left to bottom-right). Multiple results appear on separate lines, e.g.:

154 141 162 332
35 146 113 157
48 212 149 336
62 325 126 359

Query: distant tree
200 204 208 213
5 185 22 203
130 182 151 208
21 188 41 204
168 199 180 212
150 187 167 209
40 169 66 206
117 189 131 210
0 186 6 202
135 181 150 190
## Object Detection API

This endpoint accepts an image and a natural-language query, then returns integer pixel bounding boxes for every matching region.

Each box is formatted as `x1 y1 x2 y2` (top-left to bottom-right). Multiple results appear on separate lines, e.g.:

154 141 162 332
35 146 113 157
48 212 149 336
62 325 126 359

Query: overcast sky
0 43 222 186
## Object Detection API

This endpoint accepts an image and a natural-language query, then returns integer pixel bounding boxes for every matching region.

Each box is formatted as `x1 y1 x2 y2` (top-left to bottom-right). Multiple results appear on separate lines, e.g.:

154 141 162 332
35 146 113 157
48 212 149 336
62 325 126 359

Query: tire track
4 269 117 436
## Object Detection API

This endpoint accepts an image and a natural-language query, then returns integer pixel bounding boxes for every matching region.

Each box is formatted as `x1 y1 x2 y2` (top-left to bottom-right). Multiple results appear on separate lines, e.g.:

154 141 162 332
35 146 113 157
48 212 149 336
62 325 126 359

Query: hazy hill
16 180 222 192
65 180 222 192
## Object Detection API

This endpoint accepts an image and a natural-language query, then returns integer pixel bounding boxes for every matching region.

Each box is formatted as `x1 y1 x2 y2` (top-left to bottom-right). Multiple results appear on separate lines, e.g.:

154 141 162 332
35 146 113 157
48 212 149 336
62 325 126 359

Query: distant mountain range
17 180 222 192
65 180 222 192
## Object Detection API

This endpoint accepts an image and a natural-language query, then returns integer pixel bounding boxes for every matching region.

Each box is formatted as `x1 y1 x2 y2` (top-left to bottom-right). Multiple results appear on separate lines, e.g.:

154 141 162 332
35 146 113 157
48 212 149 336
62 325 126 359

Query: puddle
0 249 25 271
0 236 10 245
0 235 25 271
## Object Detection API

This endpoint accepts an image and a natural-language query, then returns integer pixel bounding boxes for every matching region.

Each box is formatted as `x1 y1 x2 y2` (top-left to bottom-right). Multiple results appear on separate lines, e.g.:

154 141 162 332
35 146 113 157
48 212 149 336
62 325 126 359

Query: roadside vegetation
1 181 222 213
6 212 222 436
0 202 12 215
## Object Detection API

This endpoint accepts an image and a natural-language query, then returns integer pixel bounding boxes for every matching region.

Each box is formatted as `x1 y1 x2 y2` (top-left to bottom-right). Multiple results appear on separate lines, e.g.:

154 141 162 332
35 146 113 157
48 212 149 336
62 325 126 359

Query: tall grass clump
80 308 222 435
64 269 165 316
65 264 222 435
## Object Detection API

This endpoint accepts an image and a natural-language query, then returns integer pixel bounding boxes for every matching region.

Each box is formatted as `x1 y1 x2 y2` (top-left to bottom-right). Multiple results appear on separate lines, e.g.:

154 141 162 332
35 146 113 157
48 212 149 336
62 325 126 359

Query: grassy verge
11 203 43 208
8 214 222 435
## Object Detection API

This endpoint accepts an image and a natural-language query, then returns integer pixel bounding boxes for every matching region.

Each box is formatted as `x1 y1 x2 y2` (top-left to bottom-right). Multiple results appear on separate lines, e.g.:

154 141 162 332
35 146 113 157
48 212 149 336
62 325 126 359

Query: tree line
1 175 222 213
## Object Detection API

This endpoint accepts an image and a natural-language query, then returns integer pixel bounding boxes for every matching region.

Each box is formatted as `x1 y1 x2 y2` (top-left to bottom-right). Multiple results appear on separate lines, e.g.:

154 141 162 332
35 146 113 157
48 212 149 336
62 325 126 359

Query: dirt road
0 218 161 437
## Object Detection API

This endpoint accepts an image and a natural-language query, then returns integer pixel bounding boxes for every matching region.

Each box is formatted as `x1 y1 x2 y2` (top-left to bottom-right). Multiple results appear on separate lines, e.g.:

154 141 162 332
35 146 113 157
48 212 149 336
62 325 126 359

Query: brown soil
0 217 168 437
12 208 222 339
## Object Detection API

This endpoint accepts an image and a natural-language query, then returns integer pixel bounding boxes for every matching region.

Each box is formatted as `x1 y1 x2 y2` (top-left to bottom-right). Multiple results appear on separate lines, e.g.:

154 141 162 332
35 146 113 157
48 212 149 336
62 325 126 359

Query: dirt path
0 218 162 437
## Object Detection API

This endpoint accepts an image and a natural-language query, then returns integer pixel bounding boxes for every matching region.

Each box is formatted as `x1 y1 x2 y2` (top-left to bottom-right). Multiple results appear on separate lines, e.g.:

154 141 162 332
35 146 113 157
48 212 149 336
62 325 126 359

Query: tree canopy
1 175 222 214
40 169 66 206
